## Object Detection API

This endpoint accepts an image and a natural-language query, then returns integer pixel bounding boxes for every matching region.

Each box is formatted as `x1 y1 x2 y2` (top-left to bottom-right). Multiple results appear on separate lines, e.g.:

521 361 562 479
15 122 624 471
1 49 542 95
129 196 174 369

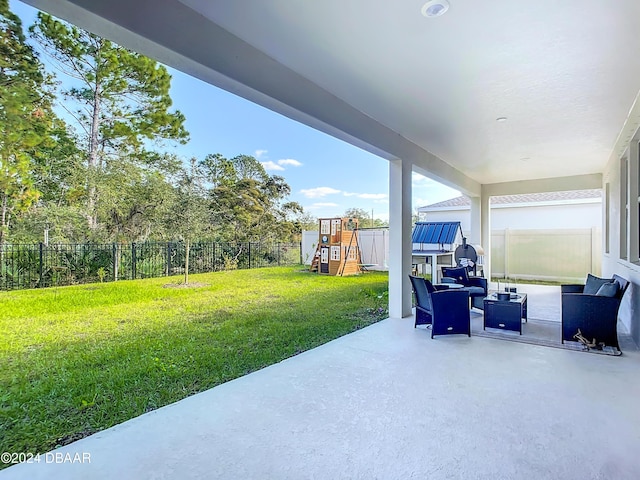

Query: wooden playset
310 217 362 276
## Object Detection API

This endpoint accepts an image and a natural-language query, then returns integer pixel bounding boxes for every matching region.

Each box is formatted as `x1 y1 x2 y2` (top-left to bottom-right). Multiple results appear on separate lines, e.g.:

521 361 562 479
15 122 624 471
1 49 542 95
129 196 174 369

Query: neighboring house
418 190 602 282
418 189 602 232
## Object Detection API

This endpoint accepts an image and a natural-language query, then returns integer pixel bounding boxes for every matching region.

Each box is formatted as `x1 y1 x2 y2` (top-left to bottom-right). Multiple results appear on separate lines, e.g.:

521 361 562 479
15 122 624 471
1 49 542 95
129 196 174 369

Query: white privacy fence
491 228 601 283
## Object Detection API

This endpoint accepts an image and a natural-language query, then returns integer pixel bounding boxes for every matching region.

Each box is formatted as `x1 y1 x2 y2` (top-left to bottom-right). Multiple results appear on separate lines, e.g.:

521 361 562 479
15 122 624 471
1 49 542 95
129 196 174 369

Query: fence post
248 242 251 269
112 243 118 281
166 242 171 276
132 242 137 280
504 228 510 279
213 242 216 272
39 242 44 287
278 242 281 266
299 241 303 265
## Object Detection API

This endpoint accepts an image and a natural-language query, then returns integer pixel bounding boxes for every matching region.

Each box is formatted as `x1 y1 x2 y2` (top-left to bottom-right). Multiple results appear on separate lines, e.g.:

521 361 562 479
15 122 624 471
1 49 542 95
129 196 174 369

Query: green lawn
0 266 388 459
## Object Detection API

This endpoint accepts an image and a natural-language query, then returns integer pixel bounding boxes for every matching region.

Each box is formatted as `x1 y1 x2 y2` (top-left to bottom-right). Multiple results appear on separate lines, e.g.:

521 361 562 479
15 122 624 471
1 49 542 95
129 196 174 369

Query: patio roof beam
483 174 602 197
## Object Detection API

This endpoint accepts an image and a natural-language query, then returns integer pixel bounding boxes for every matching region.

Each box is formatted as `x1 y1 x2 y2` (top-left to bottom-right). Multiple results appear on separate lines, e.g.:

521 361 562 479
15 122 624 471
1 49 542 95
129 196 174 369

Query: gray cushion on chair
595 282 619 297
464 286 485 296
584 274 613 295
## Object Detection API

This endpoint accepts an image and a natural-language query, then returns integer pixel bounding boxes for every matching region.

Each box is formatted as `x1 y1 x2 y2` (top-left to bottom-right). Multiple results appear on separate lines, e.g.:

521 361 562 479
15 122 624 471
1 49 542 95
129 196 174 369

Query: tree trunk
113 243 119 282
0 192 7 272
184 240 190 285
0 192 7 249
87 65 102 230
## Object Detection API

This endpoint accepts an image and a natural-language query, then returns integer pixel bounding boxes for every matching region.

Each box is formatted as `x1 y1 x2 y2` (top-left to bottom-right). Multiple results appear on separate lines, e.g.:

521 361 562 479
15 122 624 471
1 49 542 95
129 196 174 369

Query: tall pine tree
0 0 55 246
31 13 189 230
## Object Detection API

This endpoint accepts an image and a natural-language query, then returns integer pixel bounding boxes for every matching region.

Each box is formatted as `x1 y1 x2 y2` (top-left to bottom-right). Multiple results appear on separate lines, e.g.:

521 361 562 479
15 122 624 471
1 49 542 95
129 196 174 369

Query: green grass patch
0 266 388 459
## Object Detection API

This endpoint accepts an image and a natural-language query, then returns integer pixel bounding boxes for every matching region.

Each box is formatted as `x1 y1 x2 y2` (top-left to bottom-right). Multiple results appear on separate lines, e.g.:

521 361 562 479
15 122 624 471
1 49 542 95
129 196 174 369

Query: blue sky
13 0 460 222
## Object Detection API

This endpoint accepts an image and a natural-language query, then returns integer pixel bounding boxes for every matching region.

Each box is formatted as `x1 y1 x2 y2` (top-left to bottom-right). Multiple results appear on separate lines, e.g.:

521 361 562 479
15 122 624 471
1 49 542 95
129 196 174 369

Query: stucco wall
423 201 601 233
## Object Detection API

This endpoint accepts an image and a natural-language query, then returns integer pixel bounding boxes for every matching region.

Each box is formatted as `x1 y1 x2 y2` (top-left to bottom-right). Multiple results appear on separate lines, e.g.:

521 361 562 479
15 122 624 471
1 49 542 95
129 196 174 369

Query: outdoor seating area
411 271 634 355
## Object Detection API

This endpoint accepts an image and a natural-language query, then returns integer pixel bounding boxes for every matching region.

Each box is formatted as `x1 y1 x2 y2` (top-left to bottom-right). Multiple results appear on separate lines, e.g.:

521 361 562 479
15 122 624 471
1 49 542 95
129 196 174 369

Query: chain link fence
0 241 302 290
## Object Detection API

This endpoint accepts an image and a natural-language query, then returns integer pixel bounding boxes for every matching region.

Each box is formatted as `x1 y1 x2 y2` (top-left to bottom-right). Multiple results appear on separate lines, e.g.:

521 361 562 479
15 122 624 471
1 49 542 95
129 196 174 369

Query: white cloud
255 149 268 159
308 202 339 208
358 193 388 200
343 192 388 200
278 158 302 167
261 161 285 171
300 187 341 198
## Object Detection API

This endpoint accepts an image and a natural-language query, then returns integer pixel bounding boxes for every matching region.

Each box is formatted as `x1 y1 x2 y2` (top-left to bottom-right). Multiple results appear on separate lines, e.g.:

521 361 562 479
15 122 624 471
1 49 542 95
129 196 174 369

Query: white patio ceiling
23 0 640 194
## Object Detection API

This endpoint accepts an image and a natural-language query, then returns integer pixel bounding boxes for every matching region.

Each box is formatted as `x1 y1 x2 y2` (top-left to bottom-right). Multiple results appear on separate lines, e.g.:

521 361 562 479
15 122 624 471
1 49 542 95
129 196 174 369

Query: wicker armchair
441 266 488 310
409 275 471 338
561 274 629 349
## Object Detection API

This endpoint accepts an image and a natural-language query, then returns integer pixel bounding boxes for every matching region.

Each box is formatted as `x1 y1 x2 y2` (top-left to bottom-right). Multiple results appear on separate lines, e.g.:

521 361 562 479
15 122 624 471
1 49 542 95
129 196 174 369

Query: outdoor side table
483 293 528 334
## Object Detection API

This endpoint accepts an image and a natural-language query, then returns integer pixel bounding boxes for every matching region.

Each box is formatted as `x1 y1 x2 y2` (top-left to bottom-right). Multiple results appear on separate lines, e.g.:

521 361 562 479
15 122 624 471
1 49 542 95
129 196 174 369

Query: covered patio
11 0 640 477
4 285 640 479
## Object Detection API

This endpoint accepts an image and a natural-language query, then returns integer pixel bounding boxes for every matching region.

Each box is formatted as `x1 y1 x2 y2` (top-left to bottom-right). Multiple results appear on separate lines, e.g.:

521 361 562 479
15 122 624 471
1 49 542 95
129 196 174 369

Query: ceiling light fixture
421 0 450 18
496 117 508 122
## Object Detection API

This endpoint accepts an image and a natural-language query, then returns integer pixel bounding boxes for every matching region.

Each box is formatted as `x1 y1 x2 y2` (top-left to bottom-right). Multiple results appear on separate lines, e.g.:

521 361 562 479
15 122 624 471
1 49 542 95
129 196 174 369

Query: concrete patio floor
3 286 640 480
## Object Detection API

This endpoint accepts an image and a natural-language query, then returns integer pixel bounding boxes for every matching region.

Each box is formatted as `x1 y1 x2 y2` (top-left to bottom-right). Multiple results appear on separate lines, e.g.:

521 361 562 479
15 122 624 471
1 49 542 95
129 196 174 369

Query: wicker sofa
561 274 629 349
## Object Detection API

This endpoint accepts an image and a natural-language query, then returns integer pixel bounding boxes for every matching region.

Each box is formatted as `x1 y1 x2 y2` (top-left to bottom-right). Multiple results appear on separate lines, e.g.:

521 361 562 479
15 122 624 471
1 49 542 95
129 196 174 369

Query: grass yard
0 266 388 461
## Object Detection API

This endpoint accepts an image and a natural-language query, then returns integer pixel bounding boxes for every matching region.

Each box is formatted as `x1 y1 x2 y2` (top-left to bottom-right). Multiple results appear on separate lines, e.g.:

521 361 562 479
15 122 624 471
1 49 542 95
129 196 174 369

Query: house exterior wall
422 201 601 233
602 151 640 346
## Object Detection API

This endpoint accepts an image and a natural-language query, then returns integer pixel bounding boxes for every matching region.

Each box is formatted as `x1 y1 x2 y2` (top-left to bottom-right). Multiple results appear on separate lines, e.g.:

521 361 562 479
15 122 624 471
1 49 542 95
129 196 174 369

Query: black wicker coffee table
483 293 528 334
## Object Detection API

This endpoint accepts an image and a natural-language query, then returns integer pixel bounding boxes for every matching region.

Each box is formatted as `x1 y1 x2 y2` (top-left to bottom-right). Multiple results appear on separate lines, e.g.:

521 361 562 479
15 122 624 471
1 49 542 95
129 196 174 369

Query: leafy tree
343 207 388 228
98 155 179 243
292 212 318 233
0 0 57 246
202 154 303 242
197 153 235 188
11 204 87 244
31 120 82 207
166 158 210 284
30 13 189 230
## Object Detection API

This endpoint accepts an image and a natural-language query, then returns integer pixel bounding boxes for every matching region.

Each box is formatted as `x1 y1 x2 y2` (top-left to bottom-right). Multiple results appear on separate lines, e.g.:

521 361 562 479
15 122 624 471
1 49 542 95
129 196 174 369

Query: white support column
469 196 481 245
480 187 492 282
389 159 413 319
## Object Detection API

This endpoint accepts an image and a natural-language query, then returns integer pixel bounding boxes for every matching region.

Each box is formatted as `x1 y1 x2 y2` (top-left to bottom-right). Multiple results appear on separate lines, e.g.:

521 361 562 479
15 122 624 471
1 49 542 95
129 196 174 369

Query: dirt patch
162 282 209 289
56 428 95 447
